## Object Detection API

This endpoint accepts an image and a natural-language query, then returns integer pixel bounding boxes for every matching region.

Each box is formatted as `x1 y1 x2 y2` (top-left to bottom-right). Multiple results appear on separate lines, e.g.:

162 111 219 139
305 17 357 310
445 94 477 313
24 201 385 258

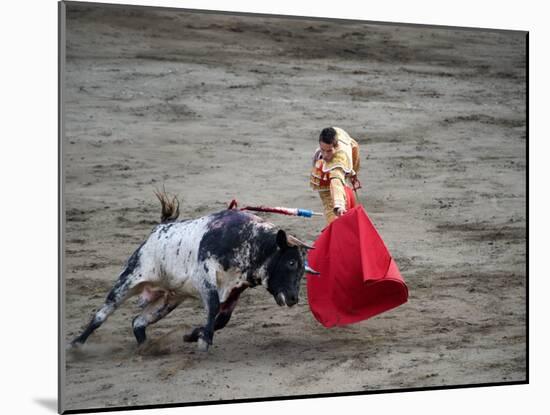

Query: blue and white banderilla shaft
228 200 322 217
240 205 323 218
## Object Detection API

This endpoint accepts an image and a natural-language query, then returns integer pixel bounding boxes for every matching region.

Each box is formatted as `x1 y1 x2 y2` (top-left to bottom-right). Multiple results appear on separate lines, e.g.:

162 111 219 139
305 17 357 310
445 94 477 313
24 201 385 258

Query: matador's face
319 141 337 162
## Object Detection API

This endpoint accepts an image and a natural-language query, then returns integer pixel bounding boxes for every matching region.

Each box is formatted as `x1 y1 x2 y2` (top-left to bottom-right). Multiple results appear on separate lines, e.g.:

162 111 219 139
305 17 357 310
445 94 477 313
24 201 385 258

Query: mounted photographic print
59 1 527 413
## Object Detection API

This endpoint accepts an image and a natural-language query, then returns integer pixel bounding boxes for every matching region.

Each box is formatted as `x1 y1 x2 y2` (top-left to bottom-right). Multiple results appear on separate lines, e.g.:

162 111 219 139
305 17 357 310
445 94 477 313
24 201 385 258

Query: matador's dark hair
319 127 338 145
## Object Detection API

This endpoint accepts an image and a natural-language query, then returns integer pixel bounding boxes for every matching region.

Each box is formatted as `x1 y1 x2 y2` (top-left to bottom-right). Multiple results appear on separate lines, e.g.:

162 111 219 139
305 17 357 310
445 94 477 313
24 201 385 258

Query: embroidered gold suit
310 127 361 223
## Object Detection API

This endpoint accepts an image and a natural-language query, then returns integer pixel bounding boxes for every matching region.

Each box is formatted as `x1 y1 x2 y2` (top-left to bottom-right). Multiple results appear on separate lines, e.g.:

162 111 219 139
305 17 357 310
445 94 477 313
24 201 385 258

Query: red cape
306 205 408 327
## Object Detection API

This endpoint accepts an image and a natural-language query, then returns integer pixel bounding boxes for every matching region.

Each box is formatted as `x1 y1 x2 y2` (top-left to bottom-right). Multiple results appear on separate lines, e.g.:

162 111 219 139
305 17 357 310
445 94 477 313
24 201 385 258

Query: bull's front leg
185 283 220 352
184 285 247 345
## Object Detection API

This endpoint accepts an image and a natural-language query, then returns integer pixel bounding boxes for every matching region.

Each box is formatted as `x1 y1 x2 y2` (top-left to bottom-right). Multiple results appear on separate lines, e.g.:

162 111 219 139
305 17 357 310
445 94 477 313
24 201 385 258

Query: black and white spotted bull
71 193 314 352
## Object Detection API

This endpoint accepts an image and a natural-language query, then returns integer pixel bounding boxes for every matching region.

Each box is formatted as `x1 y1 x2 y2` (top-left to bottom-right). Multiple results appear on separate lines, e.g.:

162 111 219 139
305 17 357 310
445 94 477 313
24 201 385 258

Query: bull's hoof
197 338 209 352
183 327 201 343
67 341 81 351
67 341 87 357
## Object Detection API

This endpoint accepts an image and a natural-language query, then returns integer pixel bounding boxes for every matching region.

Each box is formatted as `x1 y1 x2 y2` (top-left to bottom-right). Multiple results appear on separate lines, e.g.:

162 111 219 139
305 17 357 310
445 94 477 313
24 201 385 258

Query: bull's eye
288 259 297 268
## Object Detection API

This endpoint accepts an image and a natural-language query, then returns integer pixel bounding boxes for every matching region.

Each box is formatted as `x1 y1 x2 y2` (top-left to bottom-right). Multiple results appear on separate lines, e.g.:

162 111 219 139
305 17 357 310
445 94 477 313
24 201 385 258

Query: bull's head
266 230 313 307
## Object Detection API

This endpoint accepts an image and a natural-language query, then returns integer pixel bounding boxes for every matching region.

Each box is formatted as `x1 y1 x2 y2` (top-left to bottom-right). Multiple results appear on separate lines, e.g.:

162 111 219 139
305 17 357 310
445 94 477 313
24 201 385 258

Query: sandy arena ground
61 4 526 412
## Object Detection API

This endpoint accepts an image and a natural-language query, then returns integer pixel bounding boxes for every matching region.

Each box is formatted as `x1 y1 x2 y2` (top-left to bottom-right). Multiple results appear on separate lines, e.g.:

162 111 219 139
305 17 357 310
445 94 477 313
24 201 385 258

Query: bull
70 192 313 352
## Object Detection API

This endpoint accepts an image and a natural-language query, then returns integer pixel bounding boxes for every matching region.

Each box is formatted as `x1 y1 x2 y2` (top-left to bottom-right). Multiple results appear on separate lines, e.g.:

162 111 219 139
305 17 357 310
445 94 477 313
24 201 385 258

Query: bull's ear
276 230 289 251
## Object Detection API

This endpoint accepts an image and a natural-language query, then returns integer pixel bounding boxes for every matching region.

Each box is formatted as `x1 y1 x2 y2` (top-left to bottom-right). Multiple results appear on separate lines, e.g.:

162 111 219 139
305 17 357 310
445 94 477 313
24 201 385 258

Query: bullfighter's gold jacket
310 127 361 220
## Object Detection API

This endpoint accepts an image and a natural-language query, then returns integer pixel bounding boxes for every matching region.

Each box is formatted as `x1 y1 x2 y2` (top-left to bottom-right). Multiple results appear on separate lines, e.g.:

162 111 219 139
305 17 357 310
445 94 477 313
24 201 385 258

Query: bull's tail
154 187 180 223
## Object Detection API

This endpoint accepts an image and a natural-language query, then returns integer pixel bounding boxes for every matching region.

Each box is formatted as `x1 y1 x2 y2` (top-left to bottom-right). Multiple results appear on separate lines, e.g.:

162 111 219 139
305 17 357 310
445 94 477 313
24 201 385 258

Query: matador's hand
350 175 362 191
334 207 346 217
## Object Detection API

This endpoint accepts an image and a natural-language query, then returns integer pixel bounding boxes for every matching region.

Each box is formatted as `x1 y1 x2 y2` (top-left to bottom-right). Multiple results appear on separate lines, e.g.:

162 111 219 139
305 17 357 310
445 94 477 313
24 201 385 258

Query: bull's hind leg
132 295 181 346
71 246 144 347
71 283 132 346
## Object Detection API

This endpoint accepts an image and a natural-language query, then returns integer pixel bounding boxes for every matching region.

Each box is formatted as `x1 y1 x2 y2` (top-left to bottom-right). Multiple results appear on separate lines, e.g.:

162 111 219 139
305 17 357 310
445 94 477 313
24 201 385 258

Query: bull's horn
287 234 314 250
305 261 320 275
